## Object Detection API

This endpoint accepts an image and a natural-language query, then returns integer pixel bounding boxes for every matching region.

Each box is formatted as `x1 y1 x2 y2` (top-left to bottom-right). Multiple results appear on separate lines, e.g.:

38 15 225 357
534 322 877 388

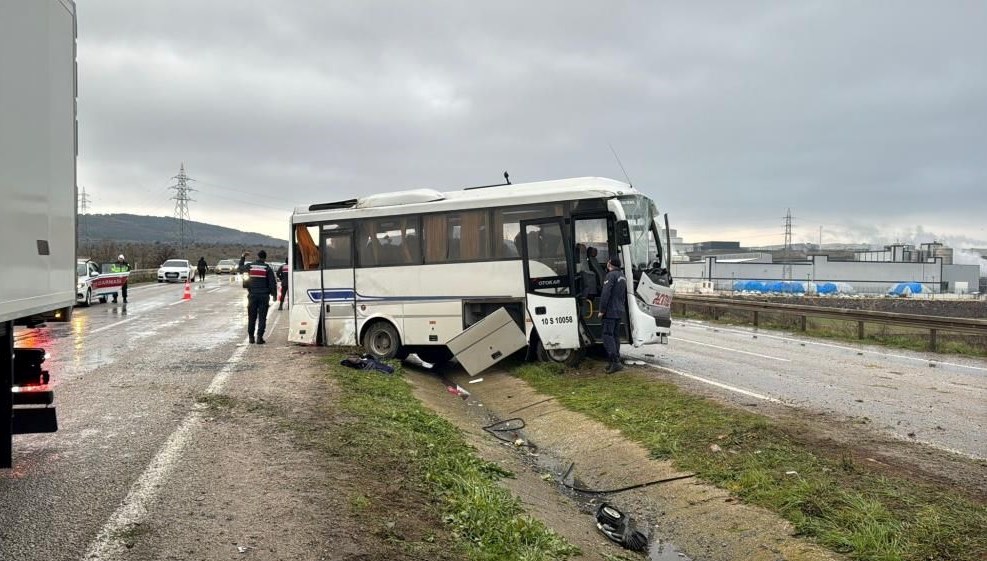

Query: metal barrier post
857 321 865 340
929 329 938 352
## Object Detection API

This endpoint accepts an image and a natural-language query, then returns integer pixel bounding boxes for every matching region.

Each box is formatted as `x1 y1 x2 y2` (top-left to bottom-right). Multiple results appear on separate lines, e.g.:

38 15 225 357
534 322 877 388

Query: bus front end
614 195 673 347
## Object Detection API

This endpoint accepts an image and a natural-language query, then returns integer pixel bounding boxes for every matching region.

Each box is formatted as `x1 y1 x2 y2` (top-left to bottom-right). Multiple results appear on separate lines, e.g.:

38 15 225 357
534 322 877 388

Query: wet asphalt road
630 318 987 459
3 284 984 559
1 277 258 561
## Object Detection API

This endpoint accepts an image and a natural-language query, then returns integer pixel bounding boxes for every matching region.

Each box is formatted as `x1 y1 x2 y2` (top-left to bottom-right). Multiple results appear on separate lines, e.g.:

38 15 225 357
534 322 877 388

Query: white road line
206 311 280 394
647 363 782 403
89 317 139 335
84 324 265 559
674 321 987 372
167 299 190 306
672 337 791 362
206 288 221 294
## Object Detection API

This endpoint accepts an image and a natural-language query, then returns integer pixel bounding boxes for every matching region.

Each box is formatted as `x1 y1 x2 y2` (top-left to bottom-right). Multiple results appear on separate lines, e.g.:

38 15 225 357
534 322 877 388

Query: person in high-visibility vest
110 254 131 303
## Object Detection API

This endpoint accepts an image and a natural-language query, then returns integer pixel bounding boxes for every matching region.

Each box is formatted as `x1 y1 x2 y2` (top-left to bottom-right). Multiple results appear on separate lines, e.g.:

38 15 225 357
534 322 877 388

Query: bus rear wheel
536 340 585 367
364 321 401 361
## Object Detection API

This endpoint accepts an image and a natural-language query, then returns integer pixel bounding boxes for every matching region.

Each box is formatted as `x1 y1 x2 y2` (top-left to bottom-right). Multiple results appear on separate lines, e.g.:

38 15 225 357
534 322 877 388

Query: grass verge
514 362 987 561
325 354 579 561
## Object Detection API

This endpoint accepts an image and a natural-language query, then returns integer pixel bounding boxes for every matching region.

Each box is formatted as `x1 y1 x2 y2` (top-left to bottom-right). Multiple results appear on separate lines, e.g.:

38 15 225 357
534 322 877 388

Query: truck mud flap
12 406 58 435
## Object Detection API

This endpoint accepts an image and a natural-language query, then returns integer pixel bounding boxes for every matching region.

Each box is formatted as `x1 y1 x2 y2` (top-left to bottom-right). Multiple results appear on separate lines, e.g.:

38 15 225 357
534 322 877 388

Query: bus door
519 218 580 351
320 227 358 346
572 215 610 341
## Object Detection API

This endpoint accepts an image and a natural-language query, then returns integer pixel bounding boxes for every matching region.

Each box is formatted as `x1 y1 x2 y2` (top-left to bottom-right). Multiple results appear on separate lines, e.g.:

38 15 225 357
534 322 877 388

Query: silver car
215 259 238 274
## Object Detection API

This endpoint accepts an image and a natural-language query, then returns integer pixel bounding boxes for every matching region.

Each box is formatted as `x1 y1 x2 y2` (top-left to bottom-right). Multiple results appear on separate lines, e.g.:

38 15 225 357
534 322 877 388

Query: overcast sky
76 1 986 251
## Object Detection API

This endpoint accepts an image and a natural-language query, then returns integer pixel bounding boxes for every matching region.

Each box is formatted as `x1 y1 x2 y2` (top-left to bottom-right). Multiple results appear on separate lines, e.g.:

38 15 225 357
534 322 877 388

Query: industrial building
672 242 981 295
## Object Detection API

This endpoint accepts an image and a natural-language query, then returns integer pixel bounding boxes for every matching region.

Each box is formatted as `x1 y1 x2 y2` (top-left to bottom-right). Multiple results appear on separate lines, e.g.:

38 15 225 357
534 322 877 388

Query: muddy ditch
405 365 841 561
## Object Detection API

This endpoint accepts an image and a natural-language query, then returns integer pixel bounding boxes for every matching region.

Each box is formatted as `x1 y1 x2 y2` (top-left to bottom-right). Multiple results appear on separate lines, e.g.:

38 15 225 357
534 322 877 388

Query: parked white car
157 259 196 283
76 259 126 306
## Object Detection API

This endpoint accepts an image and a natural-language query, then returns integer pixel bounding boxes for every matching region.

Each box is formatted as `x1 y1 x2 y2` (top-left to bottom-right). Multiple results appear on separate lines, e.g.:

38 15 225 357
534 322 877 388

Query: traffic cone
183 280 192 301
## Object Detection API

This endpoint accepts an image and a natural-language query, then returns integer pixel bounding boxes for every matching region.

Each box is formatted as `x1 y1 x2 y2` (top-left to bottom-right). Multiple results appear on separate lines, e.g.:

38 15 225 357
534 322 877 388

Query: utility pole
169 163 196 253
783 208 794 280
77 186 91 254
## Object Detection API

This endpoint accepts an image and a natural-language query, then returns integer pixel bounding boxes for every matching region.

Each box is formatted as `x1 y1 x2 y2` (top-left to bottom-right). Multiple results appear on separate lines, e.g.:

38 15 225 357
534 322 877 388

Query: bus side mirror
615 220 631 246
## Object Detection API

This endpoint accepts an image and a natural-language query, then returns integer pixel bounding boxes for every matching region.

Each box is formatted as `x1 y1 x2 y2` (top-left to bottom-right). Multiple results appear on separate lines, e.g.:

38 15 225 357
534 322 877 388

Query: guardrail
673 294 987 351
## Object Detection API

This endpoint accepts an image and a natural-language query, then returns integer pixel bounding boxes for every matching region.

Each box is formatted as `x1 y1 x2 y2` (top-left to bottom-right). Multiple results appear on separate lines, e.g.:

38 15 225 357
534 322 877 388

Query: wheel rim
546 348 574 362
372 331 394 355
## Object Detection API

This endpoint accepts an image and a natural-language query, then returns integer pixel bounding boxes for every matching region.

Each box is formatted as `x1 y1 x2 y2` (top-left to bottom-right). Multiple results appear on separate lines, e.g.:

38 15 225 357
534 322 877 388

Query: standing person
110 254 131 304
597 257 627 373
238 250 278 344
276 258 289 311
196 257 207 284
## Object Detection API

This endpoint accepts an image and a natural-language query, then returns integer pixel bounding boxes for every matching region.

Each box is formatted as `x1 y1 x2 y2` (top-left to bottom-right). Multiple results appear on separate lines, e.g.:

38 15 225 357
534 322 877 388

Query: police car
76 259 126 306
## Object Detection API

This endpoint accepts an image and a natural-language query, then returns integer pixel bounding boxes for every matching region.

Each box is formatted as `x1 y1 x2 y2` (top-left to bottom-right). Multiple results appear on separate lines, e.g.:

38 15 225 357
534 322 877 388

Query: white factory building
671 243 981 295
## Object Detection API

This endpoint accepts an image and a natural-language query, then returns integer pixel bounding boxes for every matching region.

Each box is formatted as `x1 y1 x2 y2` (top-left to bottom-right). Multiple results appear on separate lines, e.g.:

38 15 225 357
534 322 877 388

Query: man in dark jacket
276 258 289 311
238 250 278 344
196 257 207 284
597 257 627 373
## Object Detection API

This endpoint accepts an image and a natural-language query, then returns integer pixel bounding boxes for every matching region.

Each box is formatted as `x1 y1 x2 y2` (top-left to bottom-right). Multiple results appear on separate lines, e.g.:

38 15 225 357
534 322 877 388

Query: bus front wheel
536 340 585 367
364 321 401 361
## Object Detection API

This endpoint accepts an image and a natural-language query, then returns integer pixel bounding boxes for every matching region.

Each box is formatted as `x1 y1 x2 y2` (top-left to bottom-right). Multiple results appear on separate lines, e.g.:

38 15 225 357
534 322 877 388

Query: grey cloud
76 1 986 243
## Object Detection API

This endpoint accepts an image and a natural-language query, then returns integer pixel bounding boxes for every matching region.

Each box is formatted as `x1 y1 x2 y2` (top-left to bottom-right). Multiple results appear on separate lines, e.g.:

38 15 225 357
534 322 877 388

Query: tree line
80 240 289 270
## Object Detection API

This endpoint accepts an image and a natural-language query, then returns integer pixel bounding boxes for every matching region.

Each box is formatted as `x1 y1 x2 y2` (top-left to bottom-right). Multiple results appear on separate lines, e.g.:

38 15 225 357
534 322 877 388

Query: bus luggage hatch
446 307 526 376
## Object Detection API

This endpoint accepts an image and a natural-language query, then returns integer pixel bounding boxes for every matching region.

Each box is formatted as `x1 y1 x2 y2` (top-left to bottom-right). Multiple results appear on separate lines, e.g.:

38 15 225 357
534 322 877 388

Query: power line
168 163 197 252
783 208 794 280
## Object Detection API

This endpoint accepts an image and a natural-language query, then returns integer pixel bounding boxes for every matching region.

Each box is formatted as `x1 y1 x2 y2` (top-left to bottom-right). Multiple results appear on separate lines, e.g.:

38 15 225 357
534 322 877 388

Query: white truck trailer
0 0 77 468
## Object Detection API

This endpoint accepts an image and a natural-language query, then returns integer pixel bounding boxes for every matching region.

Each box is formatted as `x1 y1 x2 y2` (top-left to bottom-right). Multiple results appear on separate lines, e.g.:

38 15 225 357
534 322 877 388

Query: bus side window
295 225 321 270
359 217 421 267
424 211 490 263
493 204 563 259
323 234 352 269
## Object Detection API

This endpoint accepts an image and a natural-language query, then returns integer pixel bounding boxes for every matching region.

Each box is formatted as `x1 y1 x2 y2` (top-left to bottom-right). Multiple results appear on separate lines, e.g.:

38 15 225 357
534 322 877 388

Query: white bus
287 177 673 367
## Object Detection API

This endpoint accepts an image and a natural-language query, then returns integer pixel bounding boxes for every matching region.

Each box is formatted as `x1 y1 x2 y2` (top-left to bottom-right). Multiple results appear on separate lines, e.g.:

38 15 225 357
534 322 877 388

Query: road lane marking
206 310 280 394
168 299 190 306
89 317 139 335
672 337 791 362
674 321 987 372
206 287 221 294
646 364 782 403
84 325 259 560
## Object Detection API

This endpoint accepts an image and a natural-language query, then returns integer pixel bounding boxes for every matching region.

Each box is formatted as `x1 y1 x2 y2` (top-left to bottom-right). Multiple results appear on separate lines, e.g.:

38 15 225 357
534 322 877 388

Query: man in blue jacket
238 250 278 344
598 257 627 373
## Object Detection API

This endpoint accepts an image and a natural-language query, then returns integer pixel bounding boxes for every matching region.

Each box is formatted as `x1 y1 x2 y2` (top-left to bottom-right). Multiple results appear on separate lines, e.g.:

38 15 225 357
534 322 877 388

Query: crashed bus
287 177 673 372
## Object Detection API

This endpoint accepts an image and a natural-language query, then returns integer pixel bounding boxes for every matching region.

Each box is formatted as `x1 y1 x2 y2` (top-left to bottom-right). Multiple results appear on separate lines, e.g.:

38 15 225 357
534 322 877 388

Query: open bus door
519 218 581 354
630 213 673 343
319 227 358 346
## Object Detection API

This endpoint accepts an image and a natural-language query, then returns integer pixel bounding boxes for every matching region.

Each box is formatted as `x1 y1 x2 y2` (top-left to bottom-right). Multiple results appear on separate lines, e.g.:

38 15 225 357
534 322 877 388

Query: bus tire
363 321 401 361
536 340 585 367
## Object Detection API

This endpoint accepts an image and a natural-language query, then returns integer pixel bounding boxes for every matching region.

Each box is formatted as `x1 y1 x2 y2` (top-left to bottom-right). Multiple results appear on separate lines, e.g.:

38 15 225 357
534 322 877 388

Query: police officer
597 256 627 373
276 258 289 311
110 254 131 304
238 250 278 344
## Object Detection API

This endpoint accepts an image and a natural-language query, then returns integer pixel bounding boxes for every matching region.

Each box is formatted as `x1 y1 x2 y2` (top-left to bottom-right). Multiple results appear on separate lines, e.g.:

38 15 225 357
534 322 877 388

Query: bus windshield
618 195 662 275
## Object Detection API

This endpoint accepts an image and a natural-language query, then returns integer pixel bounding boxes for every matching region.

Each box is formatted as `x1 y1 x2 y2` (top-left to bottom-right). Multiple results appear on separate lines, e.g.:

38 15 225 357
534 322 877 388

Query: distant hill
79 213 286 246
